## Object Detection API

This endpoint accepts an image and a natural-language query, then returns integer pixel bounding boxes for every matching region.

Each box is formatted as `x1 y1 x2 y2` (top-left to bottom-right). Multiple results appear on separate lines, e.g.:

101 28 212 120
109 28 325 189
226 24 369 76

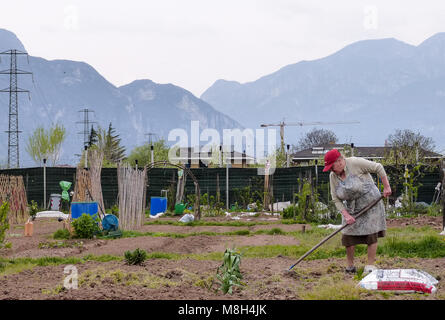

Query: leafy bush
53 228 71 240
124 248 148 265
426 203 442 217
28 200 39 218
0 202 10 248
282 205 300 219
71 214 100 239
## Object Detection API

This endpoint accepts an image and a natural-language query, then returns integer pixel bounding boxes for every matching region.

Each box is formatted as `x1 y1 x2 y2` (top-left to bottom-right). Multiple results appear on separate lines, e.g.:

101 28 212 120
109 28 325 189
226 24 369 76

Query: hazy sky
1 0 445 97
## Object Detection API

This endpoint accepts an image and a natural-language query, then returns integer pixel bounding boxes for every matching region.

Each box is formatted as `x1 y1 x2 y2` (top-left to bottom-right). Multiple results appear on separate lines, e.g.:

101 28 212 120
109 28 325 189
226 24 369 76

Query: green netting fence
0 165 441 209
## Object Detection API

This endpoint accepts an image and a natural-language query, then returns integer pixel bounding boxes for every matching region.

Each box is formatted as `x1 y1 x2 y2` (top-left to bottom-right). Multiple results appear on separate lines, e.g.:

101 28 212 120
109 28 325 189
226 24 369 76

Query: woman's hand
381 175 392 198
342 209 355 225
383 186 392 198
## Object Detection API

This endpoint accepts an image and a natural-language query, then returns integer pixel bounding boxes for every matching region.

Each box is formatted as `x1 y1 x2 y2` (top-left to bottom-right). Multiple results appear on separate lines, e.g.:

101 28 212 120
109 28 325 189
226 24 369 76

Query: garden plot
1 214 445 300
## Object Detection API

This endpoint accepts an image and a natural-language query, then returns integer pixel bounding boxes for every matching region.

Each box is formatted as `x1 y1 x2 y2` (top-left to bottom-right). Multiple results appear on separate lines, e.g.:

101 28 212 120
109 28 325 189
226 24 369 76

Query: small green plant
214 248 244 294
400 164 423 214
233 186 253 210
28 200 39 218
39 241 67 249
282 204 300 219
111 204 119 217
124 248 148 265
201 193 209 206
53 228 71 240
0 202 10 248
230 202 241 212
354 267 366 281
71 213 100 239
267 228 285 235
426 203 442 217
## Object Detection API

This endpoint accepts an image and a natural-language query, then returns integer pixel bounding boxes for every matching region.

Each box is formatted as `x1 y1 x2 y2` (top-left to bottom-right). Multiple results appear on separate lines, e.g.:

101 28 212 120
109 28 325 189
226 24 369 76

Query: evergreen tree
88 126 98 148
86 123 126 167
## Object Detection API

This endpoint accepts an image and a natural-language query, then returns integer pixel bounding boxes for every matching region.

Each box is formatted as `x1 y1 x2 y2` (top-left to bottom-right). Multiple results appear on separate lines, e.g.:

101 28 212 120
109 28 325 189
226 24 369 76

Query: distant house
175 147 255 168
291 143 443 166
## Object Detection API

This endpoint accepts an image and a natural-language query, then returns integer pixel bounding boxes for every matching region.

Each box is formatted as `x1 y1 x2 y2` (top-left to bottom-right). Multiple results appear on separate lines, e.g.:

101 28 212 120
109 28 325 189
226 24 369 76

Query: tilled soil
1 215 444 300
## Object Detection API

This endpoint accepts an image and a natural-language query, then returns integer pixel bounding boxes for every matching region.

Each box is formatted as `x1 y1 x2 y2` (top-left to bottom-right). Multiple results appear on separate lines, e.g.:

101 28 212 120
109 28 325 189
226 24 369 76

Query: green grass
300 277 364 300
144 220 274 227
2 233 445 277
117 225 333 240
53 229 71 240
118 229 255 239
0 254 123 275
378 235 445 258
255 228 286 235
3 224 445 277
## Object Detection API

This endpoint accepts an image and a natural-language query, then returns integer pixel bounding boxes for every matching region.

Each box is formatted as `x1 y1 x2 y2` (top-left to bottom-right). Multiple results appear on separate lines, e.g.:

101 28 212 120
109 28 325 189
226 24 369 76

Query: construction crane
260 120 360 154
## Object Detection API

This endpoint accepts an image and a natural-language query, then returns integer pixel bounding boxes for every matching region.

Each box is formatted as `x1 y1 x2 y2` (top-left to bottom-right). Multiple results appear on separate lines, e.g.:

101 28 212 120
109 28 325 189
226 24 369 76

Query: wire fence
0 165 441 209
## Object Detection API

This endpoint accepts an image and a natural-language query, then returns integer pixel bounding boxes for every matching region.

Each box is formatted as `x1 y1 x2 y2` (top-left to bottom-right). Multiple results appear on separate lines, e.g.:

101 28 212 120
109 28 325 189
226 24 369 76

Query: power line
23 57 56 126
0 49 32 168
76 108 96 149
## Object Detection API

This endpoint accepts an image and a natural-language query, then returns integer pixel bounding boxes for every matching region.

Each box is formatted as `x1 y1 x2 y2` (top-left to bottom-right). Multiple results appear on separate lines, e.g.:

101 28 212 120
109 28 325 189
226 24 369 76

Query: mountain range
0 29 242 167
1 28 444 167
201 33 445 152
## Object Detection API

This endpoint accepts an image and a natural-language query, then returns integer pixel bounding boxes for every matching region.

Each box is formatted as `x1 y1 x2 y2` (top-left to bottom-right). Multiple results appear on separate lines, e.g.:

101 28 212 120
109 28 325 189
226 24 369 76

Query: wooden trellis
117 163 147 230
0 175 28 224
71 150 105 219
71 167 93 204
88 149 105 218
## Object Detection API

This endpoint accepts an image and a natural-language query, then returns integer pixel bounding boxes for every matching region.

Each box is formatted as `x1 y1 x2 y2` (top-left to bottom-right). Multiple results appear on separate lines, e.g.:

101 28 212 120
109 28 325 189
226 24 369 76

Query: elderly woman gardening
323 149 392 274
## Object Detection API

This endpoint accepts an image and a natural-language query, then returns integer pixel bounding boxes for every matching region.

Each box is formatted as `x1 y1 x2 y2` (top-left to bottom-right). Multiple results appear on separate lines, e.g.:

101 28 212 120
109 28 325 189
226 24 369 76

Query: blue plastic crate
150 197 167 215
71 202 99 219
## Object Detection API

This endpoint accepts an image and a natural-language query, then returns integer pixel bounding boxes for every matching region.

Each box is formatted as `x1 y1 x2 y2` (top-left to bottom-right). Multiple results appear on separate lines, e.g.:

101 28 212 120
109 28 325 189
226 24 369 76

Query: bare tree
295 128 338 151
387 129 435 152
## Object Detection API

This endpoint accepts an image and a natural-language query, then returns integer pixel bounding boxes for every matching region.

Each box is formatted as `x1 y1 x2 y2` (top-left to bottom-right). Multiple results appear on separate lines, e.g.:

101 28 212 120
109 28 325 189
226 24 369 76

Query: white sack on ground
358 269 438 294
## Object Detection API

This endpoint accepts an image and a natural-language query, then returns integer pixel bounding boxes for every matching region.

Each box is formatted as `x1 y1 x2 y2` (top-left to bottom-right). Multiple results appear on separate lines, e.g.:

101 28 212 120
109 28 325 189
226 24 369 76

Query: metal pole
84 145 88 169
43 158 46 209
286 144 290 168
226 159 229 210
315 159 318 188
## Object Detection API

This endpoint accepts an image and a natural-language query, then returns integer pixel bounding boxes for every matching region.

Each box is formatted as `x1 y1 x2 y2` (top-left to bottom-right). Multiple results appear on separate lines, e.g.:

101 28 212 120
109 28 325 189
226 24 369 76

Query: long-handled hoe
288 195 384 271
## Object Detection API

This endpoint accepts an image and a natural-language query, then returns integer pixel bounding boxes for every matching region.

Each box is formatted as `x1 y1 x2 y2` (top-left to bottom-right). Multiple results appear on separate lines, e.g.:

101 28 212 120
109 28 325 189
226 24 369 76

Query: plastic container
174 203 187 215
150 197 167 215
102 214 119 231
24 222 33 236
71 202 99 219
49 194 62 211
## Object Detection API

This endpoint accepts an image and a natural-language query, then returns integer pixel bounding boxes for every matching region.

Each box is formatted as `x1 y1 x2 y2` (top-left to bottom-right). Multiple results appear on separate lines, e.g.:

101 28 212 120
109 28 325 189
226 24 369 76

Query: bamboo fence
71 167 93 204
0 175 28 224
88 149 105 218
117 163 147 230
